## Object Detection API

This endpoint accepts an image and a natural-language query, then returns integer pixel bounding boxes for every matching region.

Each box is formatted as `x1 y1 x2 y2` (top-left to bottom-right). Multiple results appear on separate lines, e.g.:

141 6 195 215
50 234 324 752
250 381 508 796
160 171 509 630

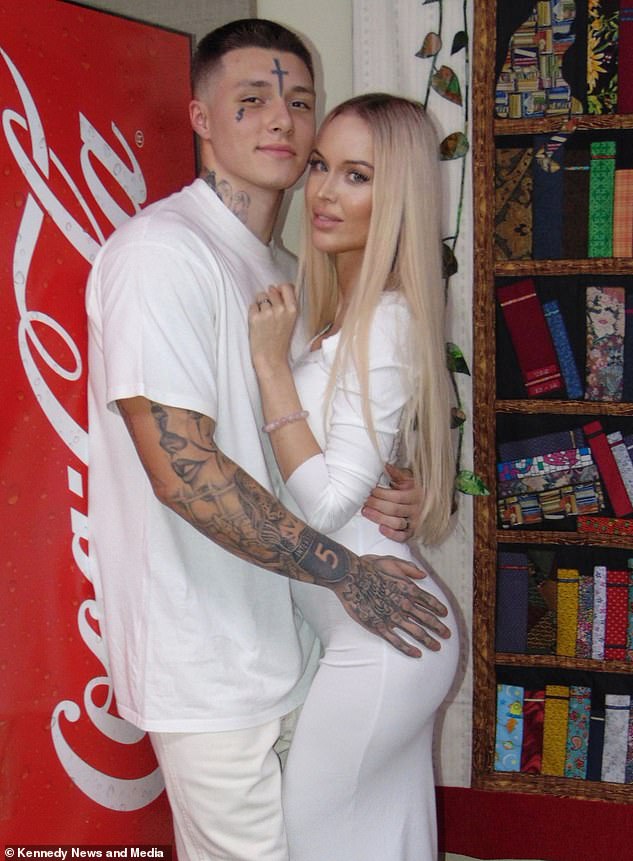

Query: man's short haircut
191 18 314 96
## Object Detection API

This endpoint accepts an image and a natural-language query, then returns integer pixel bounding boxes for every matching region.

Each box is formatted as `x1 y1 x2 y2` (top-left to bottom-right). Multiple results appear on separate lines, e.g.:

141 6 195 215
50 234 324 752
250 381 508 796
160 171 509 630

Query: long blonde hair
297 93 454 544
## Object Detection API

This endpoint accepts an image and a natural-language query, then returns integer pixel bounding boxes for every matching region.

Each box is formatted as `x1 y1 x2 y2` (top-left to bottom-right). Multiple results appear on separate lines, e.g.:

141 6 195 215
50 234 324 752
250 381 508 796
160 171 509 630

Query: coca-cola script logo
1 46 163 811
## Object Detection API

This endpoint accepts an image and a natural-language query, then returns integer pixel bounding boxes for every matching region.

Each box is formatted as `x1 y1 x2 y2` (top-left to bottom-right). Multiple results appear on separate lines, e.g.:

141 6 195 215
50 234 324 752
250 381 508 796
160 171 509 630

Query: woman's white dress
280 294 460 861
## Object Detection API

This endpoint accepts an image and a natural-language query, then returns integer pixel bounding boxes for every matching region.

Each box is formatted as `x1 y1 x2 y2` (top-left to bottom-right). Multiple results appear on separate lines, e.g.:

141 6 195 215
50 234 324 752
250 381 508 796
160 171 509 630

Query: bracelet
262 410 309 434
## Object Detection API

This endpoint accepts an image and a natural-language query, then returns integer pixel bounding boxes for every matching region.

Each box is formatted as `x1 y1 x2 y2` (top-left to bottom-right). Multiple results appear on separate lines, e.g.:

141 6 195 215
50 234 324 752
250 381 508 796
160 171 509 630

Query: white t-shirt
86 179 318 732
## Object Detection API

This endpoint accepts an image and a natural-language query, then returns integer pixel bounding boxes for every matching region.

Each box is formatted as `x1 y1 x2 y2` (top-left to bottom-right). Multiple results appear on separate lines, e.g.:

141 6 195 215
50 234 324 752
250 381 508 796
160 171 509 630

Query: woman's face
305 112 374 261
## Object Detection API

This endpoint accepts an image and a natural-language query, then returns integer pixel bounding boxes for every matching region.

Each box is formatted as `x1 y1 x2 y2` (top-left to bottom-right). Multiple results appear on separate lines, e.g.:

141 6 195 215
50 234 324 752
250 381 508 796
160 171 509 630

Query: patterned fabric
585 286 625 401
588 141 617 257
592 565 608 660
606 431 633 507
613 169 633 258
497 463 599 500
497 447 593 482
623 296 633 402
527 552 557 655
587 0 619 115
601 694 630 783
564 685 592 780
605 569 629 660
496 553 529 653
628 559 633 663
498 428 586 461
556 569 580 656
495 148 533 259
543 299 584 398
498 479 604 528
626 700 633 783
494 684 525 772
576 572 594 658
497 279 563 397
542 685 570 776
521 688 545 774
578 514 633 536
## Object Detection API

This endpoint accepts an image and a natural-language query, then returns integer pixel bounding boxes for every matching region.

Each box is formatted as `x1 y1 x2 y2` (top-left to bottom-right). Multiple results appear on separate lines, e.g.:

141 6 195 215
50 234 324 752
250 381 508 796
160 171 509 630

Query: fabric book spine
586 691 606 782
497 278 563 397
532 134 566 259
496 553 529 653
618 2 633 113
564 685 592 780
604 569 629 661
521 688 545 774
588 141 616 257
585 286 625 402
601 694 630 783
542 299 583 398
541 684 570 776
628 558 633 663
494 148 534 260
576 572 594 658
606 431 633 507
626 700 633 783
494 684 525 772
592 565 607 661
578 515 633 537
498 427 586 461
613 169 633 258
556 568 579 656
562 145 590 258
583 420 633 516
623 294 633 402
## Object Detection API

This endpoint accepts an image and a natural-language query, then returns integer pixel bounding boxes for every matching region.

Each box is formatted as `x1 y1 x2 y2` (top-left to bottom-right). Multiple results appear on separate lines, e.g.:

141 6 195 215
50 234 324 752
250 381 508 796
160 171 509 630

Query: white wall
257 0 353 252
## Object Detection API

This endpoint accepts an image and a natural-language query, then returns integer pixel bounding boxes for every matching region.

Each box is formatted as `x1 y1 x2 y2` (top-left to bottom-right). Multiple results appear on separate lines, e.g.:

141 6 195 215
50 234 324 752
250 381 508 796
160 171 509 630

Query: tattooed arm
118 396 451 657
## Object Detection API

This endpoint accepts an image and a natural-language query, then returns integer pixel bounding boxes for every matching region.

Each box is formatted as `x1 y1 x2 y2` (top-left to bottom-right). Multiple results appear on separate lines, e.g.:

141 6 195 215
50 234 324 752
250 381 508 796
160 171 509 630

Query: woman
248 94 459 861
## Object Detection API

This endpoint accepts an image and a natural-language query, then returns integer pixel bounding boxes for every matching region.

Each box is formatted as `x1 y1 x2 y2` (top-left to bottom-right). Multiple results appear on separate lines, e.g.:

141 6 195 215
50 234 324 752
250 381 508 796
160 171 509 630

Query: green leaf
451 407 466 429
451 30 468 54
440 131 469 160
415 32 442 58
446 342 471 375
455 470 490 496
442 243 458 278
431 65 462 105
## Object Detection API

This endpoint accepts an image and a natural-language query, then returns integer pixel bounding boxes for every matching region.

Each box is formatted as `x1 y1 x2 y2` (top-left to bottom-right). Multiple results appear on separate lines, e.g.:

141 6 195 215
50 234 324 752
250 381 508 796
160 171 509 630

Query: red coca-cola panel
1 0 195 844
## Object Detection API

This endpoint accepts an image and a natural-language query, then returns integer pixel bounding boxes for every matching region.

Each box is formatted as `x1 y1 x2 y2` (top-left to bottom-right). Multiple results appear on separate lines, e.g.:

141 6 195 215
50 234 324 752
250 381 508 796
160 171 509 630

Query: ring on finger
403 516 410 531
257 297 273 309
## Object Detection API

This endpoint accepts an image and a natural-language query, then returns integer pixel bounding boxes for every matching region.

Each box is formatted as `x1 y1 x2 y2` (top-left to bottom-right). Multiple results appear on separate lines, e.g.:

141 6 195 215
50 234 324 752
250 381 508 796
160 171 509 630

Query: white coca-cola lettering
2 47 163 810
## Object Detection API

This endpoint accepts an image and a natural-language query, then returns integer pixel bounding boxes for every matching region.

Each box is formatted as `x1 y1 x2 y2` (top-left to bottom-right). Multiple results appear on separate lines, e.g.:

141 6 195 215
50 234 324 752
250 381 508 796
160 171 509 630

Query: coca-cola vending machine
1 0 195 846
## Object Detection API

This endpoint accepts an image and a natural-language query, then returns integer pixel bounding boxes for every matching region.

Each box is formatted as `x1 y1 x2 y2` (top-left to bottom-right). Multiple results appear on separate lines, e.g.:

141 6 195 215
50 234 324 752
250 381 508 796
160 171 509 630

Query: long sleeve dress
280 292 460 861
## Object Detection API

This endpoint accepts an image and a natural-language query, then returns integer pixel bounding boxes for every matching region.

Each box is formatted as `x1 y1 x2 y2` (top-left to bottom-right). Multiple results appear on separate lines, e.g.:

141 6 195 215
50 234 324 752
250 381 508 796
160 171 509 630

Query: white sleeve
285 300 411 533
94 229 220 420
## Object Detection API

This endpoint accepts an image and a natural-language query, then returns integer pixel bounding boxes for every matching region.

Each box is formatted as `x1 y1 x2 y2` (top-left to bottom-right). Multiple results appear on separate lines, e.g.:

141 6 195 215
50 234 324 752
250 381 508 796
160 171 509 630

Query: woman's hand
248 283 298 378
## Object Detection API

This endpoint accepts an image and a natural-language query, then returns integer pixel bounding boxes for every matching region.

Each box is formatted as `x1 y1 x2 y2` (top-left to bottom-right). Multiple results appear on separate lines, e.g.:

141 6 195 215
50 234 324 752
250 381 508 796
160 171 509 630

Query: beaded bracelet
262 410 309 434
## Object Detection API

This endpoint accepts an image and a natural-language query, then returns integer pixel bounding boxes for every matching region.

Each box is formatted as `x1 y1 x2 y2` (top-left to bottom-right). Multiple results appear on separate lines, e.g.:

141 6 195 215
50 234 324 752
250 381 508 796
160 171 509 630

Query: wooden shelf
494 258 633 276
494 113 633 136
495 399 633 416
473 771 631 804
496 653 633 674
496 529 633 550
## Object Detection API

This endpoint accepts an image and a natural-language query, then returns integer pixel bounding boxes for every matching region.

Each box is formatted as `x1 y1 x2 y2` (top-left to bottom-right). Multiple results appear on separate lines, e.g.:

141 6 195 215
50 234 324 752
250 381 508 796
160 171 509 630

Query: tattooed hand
328 555 450 658
118 397 450 659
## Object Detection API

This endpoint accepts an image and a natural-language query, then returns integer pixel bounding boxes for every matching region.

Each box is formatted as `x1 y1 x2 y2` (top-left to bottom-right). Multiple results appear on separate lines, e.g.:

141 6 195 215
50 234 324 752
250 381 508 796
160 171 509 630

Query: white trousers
150 718 288 861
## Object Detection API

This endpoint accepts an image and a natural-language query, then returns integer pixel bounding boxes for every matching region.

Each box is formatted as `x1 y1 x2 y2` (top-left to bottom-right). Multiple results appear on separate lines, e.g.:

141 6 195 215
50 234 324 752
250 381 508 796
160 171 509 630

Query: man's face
194 47 316 196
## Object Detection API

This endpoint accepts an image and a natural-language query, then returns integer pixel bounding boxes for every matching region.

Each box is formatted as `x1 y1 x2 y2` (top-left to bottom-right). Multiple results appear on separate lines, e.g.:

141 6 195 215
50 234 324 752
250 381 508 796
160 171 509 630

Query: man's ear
189 99 210 139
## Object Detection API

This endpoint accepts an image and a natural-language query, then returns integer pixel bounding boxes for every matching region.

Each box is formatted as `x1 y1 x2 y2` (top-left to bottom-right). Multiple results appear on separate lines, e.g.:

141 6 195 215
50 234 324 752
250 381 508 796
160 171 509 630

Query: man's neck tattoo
271 57 288 95
202 168 250 224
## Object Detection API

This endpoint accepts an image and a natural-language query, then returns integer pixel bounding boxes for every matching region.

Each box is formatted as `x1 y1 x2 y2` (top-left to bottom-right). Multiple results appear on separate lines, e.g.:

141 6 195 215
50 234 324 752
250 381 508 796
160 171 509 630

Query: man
86 18 451 860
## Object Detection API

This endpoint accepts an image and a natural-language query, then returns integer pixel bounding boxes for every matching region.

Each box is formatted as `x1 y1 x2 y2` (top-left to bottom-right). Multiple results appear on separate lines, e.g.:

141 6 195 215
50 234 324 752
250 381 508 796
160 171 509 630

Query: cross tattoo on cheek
271 57 288 95
235 107 245 122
